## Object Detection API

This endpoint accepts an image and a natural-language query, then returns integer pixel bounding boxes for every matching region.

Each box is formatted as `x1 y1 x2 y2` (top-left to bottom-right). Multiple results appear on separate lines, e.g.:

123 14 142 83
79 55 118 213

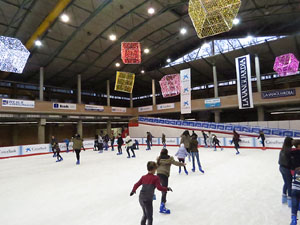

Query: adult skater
279 136 293 207
213 135 223 151
258 130 266 149
94 135 99 151
190 134 205 173
111 134 115 151
73 134 85 165
98 135 103 153
51 136 57 157
157 148 185 214
103 134 109 151
180 130 191 161
290 167 300 225
162 133 166 148
232 130 241 155
202 131 208 147
149 132 153 146
130 161 172 225
146 132 151 150
64 138 70 153
125 134 135 158
54 143 63 162
117 134 123 155
175 144 189 175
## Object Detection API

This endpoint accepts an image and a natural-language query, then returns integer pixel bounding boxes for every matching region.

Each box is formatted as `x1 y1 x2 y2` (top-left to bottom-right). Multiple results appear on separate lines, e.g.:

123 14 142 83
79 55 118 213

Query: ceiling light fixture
60 14 70 23
141 70 145 74
148 7 155 15
115 62 120 67
35 40 42 47
109 34 117 41
166 58 171 63
232 18 240 25
180 28 187 35
144 48 150 54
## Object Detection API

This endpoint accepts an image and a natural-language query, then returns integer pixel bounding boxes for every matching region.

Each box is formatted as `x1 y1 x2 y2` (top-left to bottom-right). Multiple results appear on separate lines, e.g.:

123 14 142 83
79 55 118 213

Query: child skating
175 144 189 175
117 134 123 155
125 134 135 158
213 135 223 151
130 161 172 225
54 143 63 162
157 148 185 214
232 130 241 155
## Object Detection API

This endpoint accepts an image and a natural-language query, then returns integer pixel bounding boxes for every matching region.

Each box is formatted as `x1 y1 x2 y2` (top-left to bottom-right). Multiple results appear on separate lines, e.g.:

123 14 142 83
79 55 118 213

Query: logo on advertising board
22 144 49 155
112 107 127 113
261 89 296 99
205 98 221 108
53 103 76 110
0 146 19 157
138 106 153 112
2 99 35 108
157 103 175 110
85 105 104 112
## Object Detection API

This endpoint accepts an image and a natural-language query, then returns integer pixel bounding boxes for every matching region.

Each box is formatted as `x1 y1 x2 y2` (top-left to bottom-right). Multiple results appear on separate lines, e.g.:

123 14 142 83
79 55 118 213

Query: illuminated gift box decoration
121 42 141 64
0 36 30 73
159 74 181 98
273 53 299 77
188 0 241 39
114 71 135 93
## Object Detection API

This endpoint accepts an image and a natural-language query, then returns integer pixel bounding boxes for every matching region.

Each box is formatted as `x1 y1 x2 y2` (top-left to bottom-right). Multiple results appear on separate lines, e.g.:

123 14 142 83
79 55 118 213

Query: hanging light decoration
273 53 299 77
121 42 141 64
0 36 30 73
114 71 135 93
159 74 181 98
189 0 241 39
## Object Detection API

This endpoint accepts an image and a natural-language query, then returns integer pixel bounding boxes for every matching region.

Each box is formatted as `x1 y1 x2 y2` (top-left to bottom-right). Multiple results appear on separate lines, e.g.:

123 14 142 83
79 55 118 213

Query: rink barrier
138 117 300 138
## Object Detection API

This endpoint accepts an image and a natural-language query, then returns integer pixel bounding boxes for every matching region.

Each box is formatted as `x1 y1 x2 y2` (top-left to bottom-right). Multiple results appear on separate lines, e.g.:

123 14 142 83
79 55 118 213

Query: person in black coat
111 134 115 151
117 134 124 155
212 135 223 151
232 130 241 155
202 131 208 148
258 130 266 149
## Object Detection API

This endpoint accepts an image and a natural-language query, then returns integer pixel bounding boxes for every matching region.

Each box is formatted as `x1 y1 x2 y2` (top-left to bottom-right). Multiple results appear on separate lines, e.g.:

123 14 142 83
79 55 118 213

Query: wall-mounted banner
157 103 175 110
261 89 296 99
22 144 50 155
180 68 192 114
205 98 221 108
2 98 35 108
235 55 253 109
85 105 104 112
0 146 19 158
112 107 127 113
53 103 76 110
138 105 153 112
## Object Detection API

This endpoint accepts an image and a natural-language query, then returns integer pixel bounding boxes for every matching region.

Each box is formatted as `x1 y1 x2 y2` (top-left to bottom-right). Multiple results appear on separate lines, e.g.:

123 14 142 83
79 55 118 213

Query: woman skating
190 134 205 173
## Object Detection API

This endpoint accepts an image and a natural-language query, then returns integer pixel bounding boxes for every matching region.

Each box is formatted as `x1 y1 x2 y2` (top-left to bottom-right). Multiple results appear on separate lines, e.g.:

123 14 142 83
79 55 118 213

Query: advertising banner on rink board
138 105 153 112
235 55 253 109
0 146 19 158
2 98 35 108
180 68 191 114
53 103 76 110
85 105 104 112
111 107 127 113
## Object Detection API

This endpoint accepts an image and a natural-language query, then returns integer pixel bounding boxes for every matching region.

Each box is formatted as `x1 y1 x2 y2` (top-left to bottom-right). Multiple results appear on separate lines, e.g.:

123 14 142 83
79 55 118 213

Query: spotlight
148 7 155 15
35 40 42 47
60 14 70 23
115 62 120 67
166 58 171 63
109 34 117 41
233 18 240 25
180 28 187 35
141 70 145 74
144 48 150 54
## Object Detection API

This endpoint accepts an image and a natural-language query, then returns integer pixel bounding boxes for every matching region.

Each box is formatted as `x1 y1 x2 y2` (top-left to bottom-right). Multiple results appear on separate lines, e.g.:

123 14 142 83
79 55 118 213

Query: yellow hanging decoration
114 71 135 93
189 0 241 39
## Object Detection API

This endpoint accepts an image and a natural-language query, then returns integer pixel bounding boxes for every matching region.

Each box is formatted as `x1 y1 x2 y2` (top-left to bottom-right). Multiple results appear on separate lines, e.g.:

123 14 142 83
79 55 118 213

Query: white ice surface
0 146 290 225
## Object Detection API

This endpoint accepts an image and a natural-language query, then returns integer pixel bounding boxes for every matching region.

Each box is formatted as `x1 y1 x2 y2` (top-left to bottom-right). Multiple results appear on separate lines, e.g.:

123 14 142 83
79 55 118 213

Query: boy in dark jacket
117 134 124 155
130 161 172 224
213 135 223 151
54 143 63 162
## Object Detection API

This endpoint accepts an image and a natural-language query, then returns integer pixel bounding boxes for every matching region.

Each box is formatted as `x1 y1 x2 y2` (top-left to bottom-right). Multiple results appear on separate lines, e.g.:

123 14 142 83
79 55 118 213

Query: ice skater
103 134 109 151
232 130 241 155
190 134 205 173
213 135 223 151
64 138 70 153
202 131 208 148
146 132 151 150
279 136 293 207
175 144 189 175
258 130 266 149
72 134 85 165
162 133 166 148
54 143 63 162
157 148 185 214
117 134 123 155
290 167 300 225
98 135 103 153
125 134 135 158
51 136 57 157
130 161 172 225
94 135 99 151
111 134 115 151
180 130 191 161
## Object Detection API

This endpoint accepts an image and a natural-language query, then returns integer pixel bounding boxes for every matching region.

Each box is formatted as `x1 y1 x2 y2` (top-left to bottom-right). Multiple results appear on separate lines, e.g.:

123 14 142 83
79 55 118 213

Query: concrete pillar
38 118 46 144
257 106 265 121
77 120 83 137
130 93 133 108
180 114 184 120
107 80 110 107
12 125 18 146
255 55 262 93
213 65 218 97
39 67 44 101
214 111 221 123
12 83 17 99
152 79 156 105
77 74 81 104
107 120 112 137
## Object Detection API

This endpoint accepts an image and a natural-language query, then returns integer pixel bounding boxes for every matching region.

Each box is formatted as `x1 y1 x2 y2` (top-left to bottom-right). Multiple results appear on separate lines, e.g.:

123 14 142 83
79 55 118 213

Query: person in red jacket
130 161 173 225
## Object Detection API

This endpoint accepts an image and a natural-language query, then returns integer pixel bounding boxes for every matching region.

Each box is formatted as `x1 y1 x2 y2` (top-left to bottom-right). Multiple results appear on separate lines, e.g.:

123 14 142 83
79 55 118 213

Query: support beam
107 120 112 137
107 80 110 107
255 55 262 93
77 74 81 104
38 118 46 144
77 120 83 137
130 93 133 108
213 65 218 98
214 111 221 123
257 106 265 121
39 67 44 101
152 79 156 105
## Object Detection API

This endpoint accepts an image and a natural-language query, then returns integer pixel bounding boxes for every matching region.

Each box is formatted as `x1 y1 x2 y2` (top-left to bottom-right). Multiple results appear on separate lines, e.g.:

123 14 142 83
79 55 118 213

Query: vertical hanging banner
180 68 191 114
235 55 254 109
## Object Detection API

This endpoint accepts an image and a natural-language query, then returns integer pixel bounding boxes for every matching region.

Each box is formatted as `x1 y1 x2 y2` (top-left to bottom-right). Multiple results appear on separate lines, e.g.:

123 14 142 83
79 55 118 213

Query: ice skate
191 168 195 172
199 168 205 173
282 194 287 204
159 203 171 214
236 151 240 155
127 156 131 158
290 215 297 225
185 170 188 175
132 155 136 158
76 160 80 165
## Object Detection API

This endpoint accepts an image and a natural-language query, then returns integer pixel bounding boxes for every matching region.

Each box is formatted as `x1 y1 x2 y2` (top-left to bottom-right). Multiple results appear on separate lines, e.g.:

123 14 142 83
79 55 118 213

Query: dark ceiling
0 0 300 97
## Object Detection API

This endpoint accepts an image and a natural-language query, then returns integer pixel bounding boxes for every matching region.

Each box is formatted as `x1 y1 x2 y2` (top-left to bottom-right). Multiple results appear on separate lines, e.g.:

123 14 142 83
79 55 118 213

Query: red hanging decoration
159 74 181 98
121 42 141 64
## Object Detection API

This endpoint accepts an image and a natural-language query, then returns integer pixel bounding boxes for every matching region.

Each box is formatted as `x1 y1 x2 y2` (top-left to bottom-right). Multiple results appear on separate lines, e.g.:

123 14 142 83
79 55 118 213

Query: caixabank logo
2 99 8 106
